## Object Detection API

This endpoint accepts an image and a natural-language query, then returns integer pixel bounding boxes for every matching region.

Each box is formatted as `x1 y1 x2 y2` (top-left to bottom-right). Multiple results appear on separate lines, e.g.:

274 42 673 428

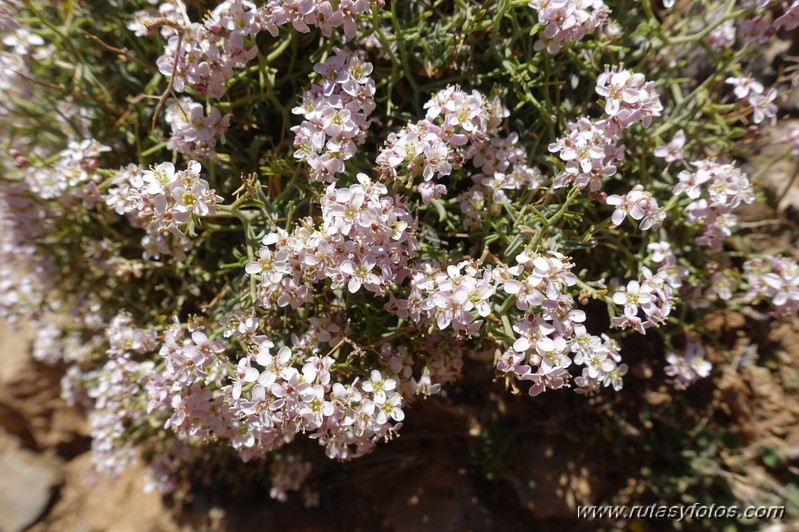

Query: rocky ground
0 321 176 532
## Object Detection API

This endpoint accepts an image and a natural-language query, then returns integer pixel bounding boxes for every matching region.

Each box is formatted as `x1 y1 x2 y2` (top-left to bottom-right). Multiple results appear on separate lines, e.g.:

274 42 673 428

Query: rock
0 320 33 387
0 428 20 454
0 319 88 453
30 453 178 532
0 448 63 532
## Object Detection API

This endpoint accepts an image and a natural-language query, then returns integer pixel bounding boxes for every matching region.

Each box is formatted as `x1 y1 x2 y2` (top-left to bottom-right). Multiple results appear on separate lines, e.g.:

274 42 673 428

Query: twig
7 69 65 91
82 31 156 72
151 32 182 129
144 18 185 130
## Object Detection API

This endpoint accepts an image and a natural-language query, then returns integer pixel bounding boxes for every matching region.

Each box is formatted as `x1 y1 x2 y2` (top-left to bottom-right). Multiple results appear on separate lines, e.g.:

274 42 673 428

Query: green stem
528 186 581 251
666 3 753 45
141 142 168 158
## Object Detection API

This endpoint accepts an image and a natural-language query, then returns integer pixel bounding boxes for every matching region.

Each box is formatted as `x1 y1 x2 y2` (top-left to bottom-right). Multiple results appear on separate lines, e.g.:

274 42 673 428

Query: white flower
361 370 397 404
613 280 654 316
142 162 177 195
375 391 404 424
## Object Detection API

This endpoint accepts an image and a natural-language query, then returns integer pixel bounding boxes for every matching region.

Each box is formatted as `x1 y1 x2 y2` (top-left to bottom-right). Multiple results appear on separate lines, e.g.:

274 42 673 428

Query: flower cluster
166 98 230 159
742 256 799 317
377 86 541 211
596 66 663 133
376 86 495 202
373 340 461 400
389 261 498 338
0 139 107 322
228 340 405 461
291 50 376 182
0 50 29 113
726 75 778 125
146 309 410 465
104 161 223 259
24 139 110 203
611 267 675 334
0 176 53 322
154 1 259 98
246 173 417 305
261 0 379 39
3 26 45 56
462 130 543 227
740 15 774 46
32 322 65 364
145 320 240 458
548 65 662 192
705 8 737 51
83 313 158 476
2 25 54 111
31 317 99 364
548 117 625 192
127 2 181 38
673 160 755 252
646 241 687 291
155 0 380 99
528 0 610 53
664 336 712 390
410 346 463 397
606 184 665 230
498 251 628 396
141 304 459 474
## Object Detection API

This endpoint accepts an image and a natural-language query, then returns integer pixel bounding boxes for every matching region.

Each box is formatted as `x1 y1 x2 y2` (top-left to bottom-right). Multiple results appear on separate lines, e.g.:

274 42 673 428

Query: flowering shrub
2 0 798 503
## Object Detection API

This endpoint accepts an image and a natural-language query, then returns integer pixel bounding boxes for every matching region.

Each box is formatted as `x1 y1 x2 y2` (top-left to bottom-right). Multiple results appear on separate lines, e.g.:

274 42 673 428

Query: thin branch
82 31 156 72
